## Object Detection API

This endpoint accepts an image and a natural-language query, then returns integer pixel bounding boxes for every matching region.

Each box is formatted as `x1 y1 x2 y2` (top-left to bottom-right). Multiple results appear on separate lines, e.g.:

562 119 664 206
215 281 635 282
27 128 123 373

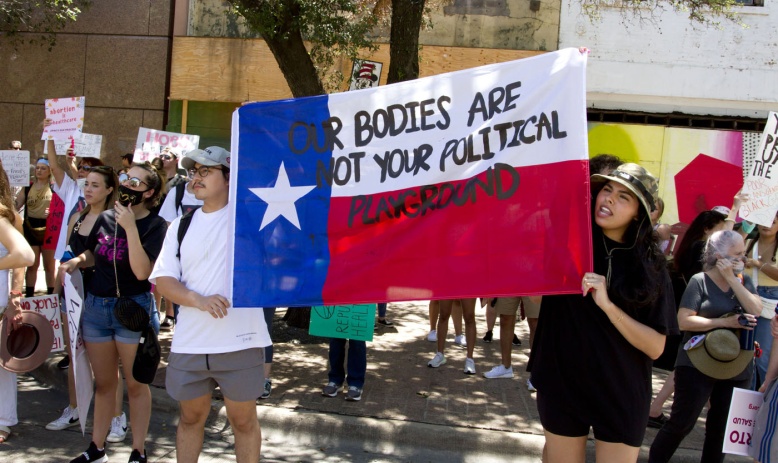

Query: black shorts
536 391 646 447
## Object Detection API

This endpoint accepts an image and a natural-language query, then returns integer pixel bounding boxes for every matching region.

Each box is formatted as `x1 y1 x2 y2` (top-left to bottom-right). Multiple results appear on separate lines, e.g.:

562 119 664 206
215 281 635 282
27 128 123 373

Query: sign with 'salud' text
724 387 762 456
229 48 591 308
0 150 30 186
41 97 85 140
740 111 778 227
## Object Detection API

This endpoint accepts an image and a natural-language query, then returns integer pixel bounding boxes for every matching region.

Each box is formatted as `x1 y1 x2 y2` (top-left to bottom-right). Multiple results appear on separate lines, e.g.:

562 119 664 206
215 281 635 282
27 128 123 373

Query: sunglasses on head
118 173 149 188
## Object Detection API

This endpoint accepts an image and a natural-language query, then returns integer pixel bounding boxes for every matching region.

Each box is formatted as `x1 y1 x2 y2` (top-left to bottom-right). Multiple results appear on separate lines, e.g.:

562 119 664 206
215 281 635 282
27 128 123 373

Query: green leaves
0 0 90 50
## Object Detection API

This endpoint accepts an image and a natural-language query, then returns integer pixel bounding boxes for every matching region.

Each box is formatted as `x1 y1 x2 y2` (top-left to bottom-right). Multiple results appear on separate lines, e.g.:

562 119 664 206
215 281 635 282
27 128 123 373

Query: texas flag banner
229 48 592 308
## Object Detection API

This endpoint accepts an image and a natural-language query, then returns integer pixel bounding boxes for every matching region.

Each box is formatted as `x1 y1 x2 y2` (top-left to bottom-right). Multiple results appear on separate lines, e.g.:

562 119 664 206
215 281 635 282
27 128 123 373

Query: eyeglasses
119 173 148 188
188 165 222 179
159 155 174 161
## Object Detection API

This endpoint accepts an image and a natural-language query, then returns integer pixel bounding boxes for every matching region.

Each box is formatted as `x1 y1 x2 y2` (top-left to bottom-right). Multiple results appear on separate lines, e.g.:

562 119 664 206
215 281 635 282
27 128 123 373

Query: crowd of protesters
3 129 778 463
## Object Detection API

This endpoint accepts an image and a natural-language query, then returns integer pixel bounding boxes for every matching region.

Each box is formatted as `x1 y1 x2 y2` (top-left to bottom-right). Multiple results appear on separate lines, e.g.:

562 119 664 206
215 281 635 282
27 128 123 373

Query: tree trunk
386 0 426 85
283 306 311 329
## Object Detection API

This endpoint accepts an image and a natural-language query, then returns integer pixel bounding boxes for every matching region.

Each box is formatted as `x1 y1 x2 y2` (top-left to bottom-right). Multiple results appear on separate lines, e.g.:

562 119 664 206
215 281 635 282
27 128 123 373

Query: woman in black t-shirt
528 163 678 462
60 164 167 463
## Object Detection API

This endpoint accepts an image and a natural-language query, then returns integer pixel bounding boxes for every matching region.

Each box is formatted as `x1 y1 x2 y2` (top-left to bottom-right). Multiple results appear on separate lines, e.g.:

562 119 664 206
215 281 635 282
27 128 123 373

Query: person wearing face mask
59 163 167 463
649 230 762 462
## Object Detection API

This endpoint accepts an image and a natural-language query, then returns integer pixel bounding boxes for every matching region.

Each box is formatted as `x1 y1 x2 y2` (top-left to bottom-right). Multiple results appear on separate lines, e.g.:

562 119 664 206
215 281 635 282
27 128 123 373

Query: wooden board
170 36 545 103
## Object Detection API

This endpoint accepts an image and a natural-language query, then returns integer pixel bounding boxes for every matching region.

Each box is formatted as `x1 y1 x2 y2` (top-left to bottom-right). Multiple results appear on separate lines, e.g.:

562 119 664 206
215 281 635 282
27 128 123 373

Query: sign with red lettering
741 111 778 227
21 294 64 353
41 97 85 140
133 128 200 163
724 387 762 456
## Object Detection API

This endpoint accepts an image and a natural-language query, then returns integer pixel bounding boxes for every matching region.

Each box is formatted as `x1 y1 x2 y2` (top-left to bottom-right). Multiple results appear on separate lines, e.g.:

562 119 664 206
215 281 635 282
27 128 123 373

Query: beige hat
687 328 754 380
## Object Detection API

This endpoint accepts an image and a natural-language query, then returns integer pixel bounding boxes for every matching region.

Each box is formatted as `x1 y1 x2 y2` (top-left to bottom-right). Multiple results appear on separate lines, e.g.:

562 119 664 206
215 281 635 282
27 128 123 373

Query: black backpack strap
176 209 196 259
174 181 187 215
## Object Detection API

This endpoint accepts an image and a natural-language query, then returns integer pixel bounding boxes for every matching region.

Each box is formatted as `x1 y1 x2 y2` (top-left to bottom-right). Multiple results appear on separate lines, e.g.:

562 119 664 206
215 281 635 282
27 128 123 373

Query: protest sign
133 128 200 163
64 270 92 435
21 294 64 353
41 97 85 140
0 150 30 186
309 304 376 341
740 112 778 227
349 59 383 91
229 48 591 307
723 387 762 456
54 133 102 158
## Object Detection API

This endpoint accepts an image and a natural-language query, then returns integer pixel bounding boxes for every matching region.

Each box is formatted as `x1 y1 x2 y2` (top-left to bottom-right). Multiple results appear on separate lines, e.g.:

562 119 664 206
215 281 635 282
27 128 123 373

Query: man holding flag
150 146 271 462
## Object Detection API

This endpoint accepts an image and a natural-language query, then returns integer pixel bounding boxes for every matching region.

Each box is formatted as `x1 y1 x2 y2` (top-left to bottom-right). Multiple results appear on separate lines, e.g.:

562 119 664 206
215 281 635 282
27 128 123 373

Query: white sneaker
483 364 514 379
464 358 476 375
427 330 437 342
45 406 79 431
454 334 466 348
428 352 446 368
106 412 128 443
527 378 537 392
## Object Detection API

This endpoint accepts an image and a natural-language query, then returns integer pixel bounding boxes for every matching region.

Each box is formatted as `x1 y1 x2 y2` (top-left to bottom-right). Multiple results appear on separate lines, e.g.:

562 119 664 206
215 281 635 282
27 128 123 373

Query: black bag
113 297 150 332
133 326 161 384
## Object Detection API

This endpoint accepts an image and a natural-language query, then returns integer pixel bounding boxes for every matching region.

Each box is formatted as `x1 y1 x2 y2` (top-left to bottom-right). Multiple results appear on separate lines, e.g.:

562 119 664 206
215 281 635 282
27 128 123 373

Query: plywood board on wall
170 37 545 103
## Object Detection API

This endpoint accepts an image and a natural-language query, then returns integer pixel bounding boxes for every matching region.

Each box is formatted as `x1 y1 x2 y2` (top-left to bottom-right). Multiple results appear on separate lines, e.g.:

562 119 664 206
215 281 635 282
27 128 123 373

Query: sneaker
527 378 537 392
259 379 272 399
322 382 342 397
483 364 514 379
160 316 175 331
376 318 393 326
482 330 493 343
128 449 147 463
46 405 79 431
464 358 476 375
69 441 107 463
428 352 446 368
345 385 362 401
647 413 668 429
454 334 466 348
106 412 128 443
512 333 522 346
427 330 437 342
57 354 70 370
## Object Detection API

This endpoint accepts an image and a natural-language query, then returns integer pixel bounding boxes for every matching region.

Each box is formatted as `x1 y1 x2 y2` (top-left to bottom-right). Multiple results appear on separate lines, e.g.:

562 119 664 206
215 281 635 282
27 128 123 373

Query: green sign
309 304 376 341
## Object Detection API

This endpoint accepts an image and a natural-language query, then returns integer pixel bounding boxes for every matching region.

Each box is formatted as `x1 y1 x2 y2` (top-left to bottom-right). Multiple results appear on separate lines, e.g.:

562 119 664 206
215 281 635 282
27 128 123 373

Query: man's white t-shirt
158 183 203 223
149 205 270 354
51 175 84 260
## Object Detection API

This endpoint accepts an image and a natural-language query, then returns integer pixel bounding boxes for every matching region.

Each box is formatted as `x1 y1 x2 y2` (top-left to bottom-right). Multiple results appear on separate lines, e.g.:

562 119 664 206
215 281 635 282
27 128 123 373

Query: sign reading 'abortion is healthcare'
230 48 592 308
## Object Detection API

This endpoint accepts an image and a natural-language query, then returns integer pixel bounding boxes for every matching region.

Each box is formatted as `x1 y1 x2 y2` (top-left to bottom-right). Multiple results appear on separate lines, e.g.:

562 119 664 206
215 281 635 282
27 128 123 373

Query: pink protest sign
134 128 199 163
41 97 85 140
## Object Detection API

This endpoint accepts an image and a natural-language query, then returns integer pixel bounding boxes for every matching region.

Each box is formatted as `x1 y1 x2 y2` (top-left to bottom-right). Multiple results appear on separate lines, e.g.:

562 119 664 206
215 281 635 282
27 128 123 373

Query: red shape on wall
674 154 743 225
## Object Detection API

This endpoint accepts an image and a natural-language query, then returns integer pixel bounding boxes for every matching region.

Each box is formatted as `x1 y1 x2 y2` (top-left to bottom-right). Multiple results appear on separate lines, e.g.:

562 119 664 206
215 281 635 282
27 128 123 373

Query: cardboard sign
41 97 85 140
133 128 199 163
0 150 30 186
740 111 778 227
20 294 64 353
64 270 93 436
309 304 376 341
54 133 102 158
723 387 763 456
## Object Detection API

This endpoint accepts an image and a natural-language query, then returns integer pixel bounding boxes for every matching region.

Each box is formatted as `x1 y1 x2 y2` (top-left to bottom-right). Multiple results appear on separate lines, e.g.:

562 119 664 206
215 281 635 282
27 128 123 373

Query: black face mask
118 185 147 206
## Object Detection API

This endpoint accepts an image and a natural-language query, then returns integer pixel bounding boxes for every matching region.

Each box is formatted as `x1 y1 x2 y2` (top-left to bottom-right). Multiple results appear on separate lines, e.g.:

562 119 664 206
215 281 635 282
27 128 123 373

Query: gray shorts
166 348 265 402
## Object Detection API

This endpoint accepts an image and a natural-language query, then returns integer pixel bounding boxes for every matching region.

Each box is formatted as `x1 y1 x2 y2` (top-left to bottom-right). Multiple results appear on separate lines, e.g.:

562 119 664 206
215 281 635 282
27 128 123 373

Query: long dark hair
593 184 666 310
745 214 778 264
674 210 727 275
79 166 119 218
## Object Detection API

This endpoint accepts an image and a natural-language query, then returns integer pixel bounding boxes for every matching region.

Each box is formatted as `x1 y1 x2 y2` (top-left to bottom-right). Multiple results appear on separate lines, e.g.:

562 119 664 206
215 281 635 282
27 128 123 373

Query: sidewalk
29 284 751 462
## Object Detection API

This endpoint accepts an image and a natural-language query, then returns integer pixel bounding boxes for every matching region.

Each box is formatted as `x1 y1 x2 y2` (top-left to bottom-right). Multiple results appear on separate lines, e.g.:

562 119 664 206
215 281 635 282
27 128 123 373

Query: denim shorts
81 292 157 344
